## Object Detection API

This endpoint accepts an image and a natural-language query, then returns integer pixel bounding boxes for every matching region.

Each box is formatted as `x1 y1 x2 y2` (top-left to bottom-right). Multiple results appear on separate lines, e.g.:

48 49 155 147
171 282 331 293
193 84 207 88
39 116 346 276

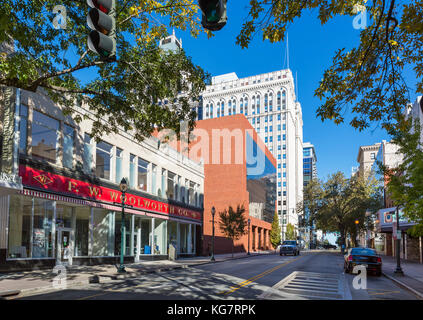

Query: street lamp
394 206 404 274
355 220 359 247
211 206 216 262
247 218 251 255
117 177 128 273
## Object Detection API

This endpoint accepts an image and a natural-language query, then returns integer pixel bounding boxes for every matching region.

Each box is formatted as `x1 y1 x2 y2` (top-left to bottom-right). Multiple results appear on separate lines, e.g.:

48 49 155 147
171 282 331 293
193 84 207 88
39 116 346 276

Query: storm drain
259 271 348 300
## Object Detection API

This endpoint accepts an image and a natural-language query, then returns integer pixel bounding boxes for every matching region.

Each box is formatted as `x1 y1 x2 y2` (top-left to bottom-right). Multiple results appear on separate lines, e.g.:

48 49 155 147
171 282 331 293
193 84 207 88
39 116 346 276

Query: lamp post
117 178 128 273
211 206 216 262
355 220 359 247
394 206 404 274
247 218 251 255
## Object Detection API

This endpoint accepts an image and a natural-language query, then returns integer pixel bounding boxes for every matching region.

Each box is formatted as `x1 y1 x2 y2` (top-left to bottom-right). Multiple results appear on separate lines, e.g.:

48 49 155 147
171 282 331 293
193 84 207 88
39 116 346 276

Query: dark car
323 244 338 250
344 247 382 276
280 240 300 256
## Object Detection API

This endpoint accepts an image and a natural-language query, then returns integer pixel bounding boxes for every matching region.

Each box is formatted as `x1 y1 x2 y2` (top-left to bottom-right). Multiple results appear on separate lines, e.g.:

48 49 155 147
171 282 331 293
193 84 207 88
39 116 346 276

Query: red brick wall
195 115 276 255
155 114 277 255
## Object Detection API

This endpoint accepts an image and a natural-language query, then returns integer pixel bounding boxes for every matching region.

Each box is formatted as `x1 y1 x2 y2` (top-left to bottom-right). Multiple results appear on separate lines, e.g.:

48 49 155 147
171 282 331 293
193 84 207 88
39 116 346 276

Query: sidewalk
381 255 423 300
0 250 275 298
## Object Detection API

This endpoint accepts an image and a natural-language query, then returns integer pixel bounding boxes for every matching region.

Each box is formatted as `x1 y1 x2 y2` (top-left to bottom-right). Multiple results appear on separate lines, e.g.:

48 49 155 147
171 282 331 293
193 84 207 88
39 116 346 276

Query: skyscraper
197 69 303 239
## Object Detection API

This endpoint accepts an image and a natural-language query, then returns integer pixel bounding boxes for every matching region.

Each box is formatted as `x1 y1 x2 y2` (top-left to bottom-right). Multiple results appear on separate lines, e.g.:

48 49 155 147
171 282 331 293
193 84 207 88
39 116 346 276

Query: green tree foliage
269 211 281 251
382 118 423 236
297 179 323 248
316 172 382 248
237 0 422 133
285 223 296 240
0 0 209 141
218 204 248 257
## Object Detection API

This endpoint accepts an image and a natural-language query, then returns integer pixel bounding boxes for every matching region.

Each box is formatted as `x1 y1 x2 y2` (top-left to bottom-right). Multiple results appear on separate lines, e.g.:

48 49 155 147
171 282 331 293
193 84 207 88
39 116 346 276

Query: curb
178 251 276 267
382 272 423 300
1 252 276 298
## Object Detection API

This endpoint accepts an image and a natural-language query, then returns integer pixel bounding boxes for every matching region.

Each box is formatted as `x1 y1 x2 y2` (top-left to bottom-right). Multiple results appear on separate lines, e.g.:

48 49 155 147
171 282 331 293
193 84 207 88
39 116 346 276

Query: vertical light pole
211 206 216 261
394 206 404 274
118 178 128 273
355 220 359 247
247 218 251 255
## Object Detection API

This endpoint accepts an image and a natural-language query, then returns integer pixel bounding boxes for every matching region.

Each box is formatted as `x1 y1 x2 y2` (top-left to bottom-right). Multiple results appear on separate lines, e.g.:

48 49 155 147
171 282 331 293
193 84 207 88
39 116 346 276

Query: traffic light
198 0 227 31
87 0 116 58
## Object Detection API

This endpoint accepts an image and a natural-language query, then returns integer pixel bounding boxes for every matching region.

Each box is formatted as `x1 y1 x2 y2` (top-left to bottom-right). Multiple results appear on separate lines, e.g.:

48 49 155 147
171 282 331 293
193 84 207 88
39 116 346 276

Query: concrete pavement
380 255 423 300
0 250 274 298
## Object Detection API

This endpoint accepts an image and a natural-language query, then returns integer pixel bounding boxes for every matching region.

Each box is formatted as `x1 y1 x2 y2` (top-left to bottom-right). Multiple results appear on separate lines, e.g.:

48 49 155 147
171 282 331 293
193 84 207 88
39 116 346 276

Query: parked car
280 240 300 256
323 244 338 250
344 247 382 276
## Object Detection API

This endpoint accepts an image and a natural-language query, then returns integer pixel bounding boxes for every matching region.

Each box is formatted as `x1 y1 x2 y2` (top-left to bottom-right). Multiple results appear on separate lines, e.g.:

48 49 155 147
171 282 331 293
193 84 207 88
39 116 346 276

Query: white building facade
196 69 303 239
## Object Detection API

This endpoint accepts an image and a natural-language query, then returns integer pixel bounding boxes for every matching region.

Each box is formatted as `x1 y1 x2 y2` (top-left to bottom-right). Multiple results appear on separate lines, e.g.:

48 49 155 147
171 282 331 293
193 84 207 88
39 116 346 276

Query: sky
174 2 418 183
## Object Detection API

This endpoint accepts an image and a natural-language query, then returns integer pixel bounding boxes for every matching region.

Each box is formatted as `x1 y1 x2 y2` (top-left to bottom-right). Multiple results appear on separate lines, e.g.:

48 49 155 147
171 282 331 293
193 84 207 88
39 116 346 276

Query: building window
270 125 273 132
167 171 176 199
270 136 273 142
115 147 123 184
96 141 113 180
370 153 376 160
283 124 286 130
63 124 74 169
18 105 28 154
31 110 60 163
278 114 281 121
265 137 268 143
283 163 286 168
137 158 149 191
278 135 281 141
83 133 93 174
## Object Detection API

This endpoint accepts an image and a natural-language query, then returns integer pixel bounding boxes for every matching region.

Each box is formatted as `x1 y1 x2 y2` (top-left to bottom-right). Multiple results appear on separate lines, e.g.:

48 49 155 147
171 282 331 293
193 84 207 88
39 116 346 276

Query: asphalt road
14 251 418 300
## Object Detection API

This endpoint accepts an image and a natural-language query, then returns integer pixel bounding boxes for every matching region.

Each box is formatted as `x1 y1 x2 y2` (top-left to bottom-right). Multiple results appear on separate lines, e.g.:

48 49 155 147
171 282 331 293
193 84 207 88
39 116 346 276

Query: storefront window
63 124 74 169
154 218 167 255
8 195 32 258
115 213 131 256
167 221 177 254
56 205 73 229
189 182 195 205
96 141 112 180
32 199 54 258
31 110 60 163
137 158 148 191
179 223 188 254
140 218 152 254
92 209 114 256
75 207 90 257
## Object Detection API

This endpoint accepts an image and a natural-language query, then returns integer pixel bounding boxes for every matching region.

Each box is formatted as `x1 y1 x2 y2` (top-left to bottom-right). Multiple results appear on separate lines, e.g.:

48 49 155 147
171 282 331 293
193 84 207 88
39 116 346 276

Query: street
12 251 418 300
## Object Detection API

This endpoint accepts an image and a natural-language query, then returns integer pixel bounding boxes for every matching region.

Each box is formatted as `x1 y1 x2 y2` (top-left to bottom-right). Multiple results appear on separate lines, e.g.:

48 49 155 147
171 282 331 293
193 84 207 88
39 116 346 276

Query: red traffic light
88 0 113 14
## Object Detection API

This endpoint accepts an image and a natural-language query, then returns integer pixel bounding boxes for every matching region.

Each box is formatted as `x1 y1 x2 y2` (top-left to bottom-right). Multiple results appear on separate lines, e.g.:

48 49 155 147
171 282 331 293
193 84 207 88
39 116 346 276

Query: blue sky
175 3 418 182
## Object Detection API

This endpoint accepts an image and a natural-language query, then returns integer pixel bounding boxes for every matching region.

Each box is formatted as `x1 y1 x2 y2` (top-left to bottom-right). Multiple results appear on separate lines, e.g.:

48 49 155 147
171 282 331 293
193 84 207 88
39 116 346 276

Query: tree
236 1 421 134
285 223 296 240
218 204 248 257
0 0 209 141
269 211 281 252
297 179 323 249
382 118 423 237
316 172 382 249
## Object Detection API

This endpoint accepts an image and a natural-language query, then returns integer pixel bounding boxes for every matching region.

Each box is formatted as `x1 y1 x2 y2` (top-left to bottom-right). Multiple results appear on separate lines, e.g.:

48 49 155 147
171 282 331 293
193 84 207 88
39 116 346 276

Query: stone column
187 224 192 254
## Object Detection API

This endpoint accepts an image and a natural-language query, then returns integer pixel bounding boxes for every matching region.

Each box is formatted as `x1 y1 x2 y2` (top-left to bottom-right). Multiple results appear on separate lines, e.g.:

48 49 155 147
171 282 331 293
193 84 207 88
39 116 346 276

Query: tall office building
196 69 303 239
302 142 318 248
303 142 317 186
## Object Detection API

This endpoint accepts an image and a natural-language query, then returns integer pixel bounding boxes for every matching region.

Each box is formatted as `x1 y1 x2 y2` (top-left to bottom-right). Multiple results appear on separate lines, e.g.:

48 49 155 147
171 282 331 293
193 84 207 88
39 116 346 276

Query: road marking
368 290 401 296
219 257 302 295
260 271 346 300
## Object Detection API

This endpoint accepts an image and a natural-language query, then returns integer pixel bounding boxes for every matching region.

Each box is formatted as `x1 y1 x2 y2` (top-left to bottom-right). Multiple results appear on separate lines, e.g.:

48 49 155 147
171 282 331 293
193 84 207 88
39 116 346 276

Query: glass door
56 228 72 265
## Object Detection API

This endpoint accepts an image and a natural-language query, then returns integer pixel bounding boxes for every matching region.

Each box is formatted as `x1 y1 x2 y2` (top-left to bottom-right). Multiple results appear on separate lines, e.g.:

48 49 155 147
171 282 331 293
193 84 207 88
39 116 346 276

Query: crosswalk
259 271 350 300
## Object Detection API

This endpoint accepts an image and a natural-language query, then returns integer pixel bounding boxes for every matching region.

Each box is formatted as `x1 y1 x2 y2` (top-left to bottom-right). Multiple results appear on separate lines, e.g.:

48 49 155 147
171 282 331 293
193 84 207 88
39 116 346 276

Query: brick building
159 114 277 255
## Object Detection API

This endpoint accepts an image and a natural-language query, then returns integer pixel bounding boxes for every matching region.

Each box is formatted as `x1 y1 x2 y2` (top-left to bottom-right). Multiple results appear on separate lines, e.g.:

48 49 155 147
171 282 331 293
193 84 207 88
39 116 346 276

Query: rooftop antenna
287 32 290 70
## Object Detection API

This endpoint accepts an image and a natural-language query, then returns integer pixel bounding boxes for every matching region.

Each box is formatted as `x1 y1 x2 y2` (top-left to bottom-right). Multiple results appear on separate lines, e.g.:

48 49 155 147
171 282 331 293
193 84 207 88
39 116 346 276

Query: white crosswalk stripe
259 271 350 300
